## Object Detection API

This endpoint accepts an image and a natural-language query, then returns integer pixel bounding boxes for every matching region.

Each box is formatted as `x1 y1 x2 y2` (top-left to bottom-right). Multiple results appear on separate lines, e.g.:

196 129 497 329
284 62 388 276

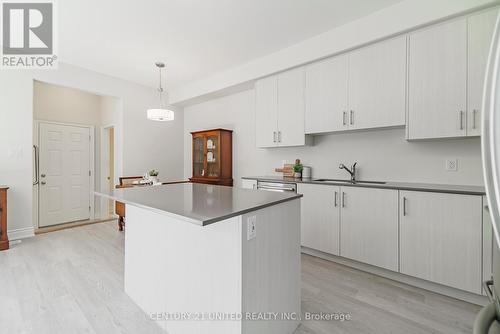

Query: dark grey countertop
95 182 302 226
242 176 486 195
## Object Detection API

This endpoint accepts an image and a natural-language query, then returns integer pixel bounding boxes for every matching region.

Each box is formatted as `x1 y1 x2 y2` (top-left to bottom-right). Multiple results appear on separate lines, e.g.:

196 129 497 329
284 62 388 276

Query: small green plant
148 169 159 177
293 159 303 173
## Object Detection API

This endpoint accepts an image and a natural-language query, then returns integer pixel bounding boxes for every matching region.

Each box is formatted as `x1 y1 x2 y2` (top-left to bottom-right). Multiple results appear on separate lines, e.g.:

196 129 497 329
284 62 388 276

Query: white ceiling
59 0 404 89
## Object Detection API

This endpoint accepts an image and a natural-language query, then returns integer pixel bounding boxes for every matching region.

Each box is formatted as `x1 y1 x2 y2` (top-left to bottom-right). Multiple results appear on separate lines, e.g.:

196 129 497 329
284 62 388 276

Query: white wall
0 62 184 238
33 81 103 125
183 89 483 187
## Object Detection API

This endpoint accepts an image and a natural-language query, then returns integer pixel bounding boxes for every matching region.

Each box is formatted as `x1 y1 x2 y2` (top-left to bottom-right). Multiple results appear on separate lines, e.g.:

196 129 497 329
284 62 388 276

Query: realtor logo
1 0 57 69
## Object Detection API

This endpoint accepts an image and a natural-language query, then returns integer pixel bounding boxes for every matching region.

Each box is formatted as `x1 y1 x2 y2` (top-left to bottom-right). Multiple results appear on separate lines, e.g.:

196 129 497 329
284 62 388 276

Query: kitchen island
96 183 302 334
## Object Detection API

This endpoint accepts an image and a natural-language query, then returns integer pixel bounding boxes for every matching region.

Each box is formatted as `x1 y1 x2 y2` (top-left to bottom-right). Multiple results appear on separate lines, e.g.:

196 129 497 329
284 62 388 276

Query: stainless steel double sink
312 178 386 185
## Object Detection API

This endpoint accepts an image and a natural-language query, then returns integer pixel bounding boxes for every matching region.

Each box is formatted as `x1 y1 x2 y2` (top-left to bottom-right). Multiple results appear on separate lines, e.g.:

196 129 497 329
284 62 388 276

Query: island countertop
95 182 302 226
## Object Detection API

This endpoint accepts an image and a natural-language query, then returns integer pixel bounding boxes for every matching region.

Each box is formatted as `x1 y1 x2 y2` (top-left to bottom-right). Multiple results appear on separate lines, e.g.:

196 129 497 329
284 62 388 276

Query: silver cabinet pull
459 110 464 130
334 191 338 207
403 197 407 216
342 111 347 126
273 131 277 143
473 109 477 129
278 131 282 143
350 110 354 125
342 192 346 208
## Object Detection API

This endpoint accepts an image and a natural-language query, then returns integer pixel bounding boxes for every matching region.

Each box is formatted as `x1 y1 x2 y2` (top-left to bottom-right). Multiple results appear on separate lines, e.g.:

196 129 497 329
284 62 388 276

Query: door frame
100 123 116 218
34 120 95 228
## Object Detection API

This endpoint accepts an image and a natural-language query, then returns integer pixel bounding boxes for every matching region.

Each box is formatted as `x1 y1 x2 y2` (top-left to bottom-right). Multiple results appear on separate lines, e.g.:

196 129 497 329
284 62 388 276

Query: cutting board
275 164 294 177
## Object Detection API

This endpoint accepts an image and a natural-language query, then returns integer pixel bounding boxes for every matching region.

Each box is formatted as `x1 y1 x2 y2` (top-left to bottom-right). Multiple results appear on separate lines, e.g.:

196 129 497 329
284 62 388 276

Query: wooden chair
115 176 143 231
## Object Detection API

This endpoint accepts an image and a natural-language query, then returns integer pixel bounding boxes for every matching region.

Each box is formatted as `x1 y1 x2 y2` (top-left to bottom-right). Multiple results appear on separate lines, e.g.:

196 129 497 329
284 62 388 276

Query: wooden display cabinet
0 187 9 251
190 129 233 186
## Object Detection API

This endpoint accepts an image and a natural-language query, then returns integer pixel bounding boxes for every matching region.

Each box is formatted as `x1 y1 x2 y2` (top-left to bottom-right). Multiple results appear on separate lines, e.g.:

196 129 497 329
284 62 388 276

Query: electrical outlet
247 216 256 240
446 159 458 171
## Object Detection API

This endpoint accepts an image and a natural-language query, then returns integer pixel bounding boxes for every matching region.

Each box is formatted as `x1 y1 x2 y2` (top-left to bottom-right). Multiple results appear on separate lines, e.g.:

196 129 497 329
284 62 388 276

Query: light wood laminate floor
0 222 480 334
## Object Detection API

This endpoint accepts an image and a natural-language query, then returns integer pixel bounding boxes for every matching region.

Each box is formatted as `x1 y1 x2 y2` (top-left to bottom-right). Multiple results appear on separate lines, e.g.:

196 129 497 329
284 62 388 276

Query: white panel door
340 187 399 271
348 36 406 130
408 18 467 139
467 8 499 136
399 191 482 294
255 76 278 148
39 123 91 227
305 55 349 134
277 67 306 146
298 183 340 255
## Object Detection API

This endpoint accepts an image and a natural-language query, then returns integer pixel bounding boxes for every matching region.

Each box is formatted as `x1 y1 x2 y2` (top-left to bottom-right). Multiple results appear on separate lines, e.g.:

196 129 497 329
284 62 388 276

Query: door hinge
89 206 91 212
89 170 91 177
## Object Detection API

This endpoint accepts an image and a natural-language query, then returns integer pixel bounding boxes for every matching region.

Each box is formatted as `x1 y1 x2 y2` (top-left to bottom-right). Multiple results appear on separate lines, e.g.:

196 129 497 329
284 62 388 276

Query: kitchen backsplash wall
183 88 483 187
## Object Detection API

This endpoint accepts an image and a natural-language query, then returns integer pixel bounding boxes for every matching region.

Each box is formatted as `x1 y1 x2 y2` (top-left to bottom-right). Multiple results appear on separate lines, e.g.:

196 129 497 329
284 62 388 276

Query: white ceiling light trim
147 62 175 121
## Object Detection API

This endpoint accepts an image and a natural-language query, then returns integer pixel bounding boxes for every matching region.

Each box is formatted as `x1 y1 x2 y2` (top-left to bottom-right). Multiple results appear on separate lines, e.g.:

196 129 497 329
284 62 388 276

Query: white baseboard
302 247 489 306
8 227 35 240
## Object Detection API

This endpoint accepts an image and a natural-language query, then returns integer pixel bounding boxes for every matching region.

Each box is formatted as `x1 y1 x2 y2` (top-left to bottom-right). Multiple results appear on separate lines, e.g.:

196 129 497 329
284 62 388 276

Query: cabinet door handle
334 191 338 207
350 110 354 125
459 110 464 130
342 192 346 208
473 109 477 129
403 197 407 216
342 111 347 126
273 131 277 143
278 131 282 143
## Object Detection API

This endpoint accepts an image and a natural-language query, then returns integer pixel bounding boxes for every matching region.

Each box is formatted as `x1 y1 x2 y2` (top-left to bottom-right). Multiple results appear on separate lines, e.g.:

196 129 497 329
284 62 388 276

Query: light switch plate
247 216 256 241
446 159 458 171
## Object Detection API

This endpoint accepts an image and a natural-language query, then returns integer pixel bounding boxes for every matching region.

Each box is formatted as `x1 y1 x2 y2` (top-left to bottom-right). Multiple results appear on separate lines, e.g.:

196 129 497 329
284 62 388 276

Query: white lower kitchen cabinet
340 187 399 271
399 191 482 294
298 183 340 255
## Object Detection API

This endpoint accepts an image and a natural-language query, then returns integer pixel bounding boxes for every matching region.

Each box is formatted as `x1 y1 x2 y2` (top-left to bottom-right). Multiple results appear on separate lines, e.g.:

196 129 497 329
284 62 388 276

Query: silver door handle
403 197 407 216
342 192 346 208
459 110 464 130
350 110 354 125
342 111 347 126
334 191 338 207
278 131 282 143
473 109 477 129
33 145 39 186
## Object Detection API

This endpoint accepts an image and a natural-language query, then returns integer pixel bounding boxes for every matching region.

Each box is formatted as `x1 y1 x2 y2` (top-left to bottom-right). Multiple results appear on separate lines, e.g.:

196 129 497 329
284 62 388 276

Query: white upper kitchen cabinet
407 18 467 139
340 187 399 271
298 183 340 255
348 36 406 130
277 67 306 146
305 55 349 134
399 191 482 294
255 68 306 148
255 75 278 148
468 8 499 137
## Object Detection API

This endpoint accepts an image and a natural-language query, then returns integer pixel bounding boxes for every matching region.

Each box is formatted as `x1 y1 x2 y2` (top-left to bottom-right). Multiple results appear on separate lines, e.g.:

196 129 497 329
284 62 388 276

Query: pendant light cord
158 67 163 108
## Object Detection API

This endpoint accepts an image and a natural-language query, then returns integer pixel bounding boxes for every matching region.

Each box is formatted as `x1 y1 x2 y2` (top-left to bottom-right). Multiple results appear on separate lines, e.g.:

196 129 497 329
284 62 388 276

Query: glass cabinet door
193 136 205 177
206 134 220 177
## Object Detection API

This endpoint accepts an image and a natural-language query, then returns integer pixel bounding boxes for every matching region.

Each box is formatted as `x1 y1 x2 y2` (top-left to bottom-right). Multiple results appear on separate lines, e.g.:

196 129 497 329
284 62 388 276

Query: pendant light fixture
147 62 175 121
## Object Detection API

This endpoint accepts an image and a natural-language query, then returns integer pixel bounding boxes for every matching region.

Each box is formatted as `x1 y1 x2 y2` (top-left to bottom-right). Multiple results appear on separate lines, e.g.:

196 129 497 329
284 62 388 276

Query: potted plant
293 159 303 178
148 169 159 183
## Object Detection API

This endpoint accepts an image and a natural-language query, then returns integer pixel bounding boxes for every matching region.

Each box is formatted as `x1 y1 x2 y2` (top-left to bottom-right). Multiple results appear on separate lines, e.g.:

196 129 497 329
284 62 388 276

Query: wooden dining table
115 180 189 231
